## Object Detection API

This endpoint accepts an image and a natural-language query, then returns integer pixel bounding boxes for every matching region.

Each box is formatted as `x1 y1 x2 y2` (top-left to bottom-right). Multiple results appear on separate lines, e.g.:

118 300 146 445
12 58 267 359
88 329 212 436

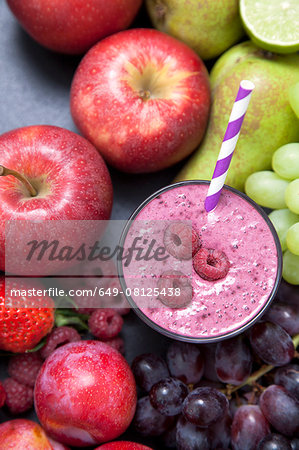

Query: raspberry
104 337 125 354
157 270 192 308
192 228 202 256
3 378 33 414
88 308 123 340
0 381 6 408
8 352 43 387
164 222 200 260
193 248 230 281
40 326 81 360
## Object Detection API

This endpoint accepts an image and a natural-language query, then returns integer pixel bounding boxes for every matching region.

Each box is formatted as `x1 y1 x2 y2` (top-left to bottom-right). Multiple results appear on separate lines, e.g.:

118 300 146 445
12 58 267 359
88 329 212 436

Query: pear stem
0 165 37 197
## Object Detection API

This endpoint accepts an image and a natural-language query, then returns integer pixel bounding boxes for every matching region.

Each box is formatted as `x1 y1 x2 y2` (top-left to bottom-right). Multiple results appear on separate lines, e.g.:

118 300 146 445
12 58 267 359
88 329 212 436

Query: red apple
34 340 137 447
70 28 210 173
6 0 142 54
96 442 153 450
0 419 70 449
0 125 113 272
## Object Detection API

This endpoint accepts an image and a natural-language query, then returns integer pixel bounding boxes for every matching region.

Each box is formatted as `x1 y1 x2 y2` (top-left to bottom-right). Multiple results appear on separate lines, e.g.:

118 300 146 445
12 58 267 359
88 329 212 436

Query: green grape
283 250 299 285
285 179 299 214
272 143 299 180
268 209 299 252
286 222 299 255
288 82 299 118
245 171 289 209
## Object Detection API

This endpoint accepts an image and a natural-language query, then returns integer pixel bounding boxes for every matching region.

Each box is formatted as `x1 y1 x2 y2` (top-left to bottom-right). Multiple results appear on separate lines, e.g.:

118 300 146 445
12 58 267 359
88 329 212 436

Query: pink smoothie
122 182 280 340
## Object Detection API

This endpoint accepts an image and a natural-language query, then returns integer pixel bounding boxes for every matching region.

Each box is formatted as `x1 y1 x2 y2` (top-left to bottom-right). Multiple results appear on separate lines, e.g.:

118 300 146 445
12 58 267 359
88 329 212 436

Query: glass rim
117 180 283 344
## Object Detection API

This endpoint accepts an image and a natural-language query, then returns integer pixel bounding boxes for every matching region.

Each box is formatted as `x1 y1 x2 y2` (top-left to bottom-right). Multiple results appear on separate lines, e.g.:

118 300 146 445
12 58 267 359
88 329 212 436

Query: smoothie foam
122 182 280 340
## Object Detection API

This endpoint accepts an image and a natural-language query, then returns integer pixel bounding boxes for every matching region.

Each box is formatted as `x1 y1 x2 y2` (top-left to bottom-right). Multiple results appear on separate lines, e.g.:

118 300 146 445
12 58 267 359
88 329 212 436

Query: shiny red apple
6 0 142 54
0 125 113 272
71 28 210 173
34 340 137 447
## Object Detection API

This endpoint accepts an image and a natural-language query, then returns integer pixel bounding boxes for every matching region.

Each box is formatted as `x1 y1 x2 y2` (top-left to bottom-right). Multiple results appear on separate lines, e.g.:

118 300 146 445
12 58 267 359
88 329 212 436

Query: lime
240 0 299 54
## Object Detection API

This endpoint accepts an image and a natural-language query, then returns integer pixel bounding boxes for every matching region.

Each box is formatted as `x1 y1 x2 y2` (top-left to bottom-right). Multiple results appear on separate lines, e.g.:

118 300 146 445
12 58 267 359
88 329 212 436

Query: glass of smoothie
118 180 282 343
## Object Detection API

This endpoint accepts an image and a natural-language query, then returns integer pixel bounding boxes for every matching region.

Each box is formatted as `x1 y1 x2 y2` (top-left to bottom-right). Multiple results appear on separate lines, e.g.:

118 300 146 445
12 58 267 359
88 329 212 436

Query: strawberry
0 277 54 353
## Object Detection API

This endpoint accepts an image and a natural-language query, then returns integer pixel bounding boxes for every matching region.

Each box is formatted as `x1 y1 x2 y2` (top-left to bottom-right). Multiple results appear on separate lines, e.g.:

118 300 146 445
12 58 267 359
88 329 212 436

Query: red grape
274 364 299 401
182 387 228 427
290 438 299 450
215 336 252 385
209 410 232 449
131 353 169 392
132 396 173 437
231 405 270 450
276 280 299 305
149 377 189 416
250 321 294 366
265 302 299 336
257 433 291 450
176 416 210 450
166 342 204 385
260 385 299 436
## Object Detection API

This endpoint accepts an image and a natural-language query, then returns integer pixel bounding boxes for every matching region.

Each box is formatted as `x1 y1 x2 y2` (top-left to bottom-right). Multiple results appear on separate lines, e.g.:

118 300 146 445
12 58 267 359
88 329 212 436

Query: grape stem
228 333 299 394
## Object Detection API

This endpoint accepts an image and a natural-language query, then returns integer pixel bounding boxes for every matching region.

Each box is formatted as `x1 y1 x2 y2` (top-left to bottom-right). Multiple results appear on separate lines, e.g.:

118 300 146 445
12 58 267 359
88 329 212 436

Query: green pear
145 0 244 60
176 42 299 191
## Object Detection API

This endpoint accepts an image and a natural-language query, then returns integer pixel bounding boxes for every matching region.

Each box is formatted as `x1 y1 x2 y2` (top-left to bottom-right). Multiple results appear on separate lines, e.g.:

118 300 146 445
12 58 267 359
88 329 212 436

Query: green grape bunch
245 142 299 285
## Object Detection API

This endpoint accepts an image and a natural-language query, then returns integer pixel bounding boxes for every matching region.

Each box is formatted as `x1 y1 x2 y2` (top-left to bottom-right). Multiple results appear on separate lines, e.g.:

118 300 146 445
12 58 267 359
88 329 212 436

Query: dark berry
3 378 33 414
8 352 43 387
88 308 123 340
132 353 169 392
193 248 230 281
164 222 197 260
157 270 192 308
182 387 228 427
149 377 189 416
40 326 81 359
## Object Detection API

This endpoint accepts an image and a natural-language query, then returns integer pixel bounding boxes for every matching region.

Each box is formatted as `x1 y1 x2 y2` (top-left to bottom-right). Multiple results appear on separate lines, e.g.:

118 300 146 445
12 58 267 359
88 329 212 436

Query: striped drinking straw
204 80 255 212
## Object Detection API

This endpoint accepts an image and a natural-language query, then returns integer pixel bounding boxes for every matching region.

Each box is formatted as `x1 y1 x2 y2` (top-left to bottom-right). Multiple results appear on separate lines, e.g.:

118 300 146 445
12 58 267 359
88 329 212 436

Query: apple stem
0 165 37 197
139 90 151 101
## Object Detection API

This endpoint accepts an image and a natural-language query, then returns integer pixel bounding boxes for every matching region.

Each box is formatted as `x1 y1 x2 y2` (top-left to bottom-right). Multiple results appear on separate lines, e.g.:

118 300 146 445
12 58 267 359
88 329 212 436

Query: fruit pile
130 280 299 449
245 143 299 285
0 0 298 448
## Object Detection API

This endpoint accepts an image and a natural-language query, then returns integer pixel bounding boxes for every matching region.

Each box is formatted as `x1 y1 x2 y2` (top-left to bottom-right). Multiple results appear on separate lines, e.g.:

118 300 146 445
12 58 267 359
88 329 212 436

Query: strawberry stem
55 312 89 331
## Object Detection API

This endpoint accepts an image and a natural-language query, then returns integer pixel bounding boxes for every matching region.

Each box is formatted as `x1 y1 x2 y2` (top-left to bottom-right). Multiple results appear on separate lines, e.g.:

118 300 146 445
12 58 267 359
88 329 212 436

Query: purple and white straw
204 80 255 212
